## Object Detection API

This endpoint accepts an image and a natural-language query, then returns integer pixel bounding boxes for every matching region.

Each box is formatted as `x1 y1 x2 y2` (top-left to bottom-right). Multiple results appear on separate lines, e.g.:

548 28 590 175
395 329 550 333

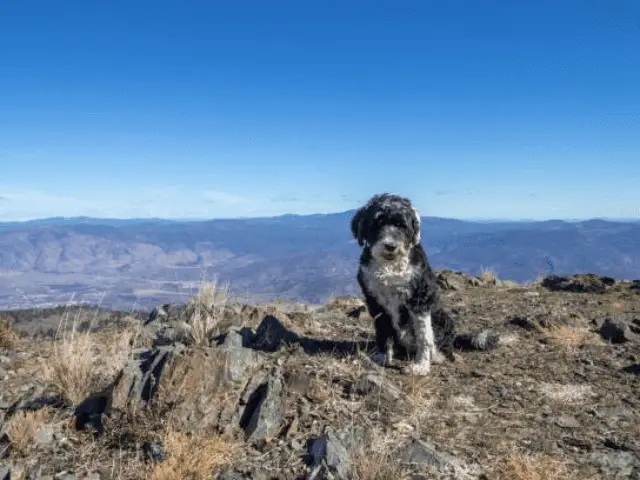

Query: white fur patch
409 311 444 374
402 360 431 376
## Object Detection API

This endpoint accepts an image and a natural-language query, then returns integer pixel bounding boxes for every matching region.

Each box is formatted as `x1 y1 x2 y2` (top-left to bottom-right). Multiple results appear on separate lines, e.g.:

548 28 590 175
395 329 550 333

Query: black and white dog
351 193 457 376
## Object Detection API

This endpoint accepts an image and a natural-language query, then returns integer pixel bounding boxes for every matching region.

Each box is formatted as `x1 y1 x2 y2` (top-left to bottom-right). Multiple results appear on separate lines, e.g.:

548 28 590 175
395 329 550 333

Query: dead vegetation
350 430 410 480
148 429 240 480
479 266 499 285
0 315 19 349
1 272 638 478
4 408 52 457
494 453 572 480
543 324 593 348
40 312 135 404
185 282 229 346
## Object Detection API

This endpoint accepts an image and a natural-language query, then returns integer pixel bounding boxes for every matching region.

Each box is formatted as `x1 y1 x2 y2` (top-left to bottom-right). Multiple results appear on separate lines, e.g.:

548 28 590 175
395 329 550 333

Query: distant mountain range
1 212 639 309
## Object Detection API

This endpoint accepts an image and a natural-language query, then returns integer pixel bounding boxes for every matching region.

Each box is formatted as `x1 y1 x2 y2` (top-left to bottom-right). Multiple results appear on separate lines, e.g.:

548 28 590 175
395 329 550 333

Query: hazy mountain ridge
1 212 639 309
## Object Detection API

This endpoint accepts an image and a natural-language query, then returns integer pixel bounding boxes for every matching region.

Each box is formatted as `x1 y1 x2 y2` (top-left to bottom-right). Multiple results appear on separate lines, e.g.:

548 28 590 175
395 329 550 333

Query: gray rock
240 368 285 443
600 318 633 344
36 425 55 445
308 428 351 480
6 385 70 415
396 439 481 478
555 415 581 429
399 439 458 468
0 463 26 480
143 440 165 462
221 329 259 383
110 344 186 411
542 274 616 293
54 474 76 480
589 451 637 477
352 373 401 403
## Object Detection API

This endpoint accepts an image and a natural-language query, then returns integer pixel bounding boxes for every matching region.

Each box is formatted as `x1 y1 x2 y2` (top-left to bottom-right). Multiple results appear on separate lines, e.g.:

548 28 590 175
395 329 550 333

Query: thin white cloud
0 187 259 220
201 190 250 205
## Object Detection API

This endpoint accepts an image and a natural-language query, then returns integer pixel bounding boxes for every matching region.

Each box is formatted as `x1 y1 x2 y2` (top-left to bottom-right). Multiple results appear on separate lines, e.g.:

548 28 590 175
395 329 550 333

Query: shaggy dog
351 193 493 376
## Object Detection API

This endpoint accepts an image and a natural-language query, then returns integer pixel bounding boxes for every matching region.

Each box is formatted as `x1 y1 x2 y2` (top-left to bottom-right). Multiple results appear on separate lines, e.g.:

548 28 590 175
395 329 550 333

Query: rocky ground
0 272 639 479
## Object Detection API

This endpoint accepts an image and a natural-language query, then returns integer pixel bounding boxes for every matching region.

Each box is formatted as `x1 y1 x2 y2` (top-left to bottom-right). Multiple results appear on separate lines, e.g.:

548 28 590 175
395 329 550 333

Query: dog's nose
383 242 397 252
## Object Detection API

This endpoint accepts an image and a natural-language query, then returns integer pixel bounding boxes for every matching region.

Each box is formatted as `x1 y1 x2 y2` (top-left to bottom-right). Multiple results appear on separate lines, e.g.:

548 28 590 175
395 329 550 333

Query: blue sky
1 1 639 221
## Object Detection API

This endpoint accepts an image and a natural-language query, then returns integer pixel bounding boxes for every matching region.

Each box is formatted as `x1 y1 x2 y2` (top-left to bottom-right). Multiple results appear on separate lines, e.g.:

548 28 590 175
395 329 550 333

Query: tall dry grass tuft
5 408 51 457
186 282 229 346
350 430 409 480
0 315 19 349
148 429 240 480
494 454 571 480
479 266 499 285
42 310 135 404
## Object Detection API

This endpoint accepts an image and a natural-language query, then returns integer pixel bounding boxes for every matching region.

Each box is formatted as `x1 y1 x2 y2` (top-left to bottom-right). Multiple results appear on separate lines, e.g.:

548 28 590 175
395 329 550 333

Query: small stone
353 373 401 403
143 440 166 462
599 318 633 344
54 474 76 480
36 425 55 445
308 428 351 479
398 439 458 468
622 364 640 375
555 415 580 429
588 451 636 477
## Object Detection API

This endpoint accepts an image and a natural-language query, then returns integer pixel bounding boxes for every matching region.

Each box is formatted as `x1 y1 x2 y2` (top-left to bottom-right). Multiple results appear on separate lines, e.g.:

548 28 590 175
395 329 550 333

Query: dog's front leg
372 312 396 367
402 310 435 376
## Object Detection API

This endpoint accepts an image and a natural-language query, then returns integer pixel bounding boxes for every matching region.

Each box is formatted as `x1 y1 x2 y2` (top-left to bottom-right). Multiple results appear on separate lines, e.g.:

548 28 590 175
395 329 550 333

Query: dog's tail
454 330 500 351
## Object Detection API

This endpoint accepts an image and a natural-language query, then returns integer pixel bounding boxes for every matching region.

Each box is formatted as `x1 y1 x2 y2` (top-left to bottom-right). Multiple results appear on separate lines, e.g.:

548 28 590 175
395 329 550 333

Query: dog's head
350 193 421 262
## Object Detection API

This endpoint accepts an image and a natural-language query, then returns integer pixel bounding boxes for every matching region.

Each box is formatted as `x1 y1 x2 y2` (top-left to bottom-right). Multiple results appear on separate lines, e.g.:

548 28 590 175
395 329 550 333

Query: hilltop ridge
1 271 639 478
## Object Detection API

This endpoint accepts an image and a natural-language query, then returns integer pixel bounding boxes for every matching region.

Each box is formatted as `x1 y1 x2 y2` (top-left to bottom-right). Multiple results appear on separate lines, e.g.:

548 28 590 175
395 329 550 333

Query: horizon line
1 211 639 225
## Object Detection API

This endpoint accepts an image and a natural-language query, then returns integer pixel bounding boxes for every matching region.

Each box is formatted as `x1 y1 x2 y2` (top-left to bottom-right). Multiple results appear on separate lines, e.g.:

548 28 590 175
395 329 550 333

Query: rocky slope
0 272 639 479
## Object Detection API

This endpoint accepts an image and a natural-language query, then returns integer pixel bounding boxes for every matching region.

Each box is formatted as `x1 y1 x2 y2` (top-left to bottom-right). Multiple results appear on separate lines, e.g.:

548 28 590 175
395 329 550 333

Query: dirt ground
1 272 639 479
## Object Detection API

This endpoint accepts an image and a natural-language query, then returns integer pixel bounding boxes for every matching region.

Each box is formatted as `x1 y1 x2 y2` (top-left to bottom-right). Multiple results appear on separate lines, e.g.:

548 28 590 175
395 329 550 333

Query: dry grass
0 315 19 349
494 453 572 480
186 282 229 346
351 430 409 480
41 312 135 404
479 267 499 285
539 382 594 403
5 408 52 457
543 324 591 348
148 429 240 480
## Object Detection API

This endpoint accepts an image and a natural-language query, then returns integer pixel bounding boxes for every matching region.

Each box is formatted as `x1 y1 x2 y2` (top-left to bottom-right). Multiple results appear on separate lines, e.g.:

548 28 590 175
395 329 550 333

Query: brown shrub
0 315 19 349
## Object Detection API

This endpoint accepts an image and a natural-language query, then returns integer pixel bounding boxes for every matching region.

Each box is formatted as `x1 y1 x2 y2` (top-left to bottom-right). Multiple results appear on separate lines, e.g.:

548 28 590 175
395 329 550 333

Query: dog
351 193 488 376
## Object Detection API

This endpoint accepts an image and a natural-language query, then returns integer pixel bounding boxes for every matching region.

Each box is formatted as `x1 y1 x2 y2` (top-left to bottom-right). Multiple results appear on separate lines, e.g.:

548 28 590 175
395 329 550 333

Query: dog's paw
431 349 446 364
372 352 391 367
402 361 431 376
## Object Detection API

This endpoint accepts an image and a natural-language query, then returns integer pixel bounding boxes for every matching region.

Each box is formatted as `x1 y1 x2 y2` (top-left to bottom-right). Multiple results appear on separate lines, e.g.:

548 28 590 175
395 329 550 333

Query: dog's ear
350 206 367 246
410 207 421 245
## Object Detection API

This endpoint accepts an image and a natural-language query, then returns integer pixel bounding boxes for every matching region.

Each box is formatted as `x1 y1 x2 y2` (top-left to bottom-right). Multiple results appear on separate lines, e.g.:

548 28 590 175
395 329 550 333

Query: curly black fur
356 230 456 362
351 193 496 372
